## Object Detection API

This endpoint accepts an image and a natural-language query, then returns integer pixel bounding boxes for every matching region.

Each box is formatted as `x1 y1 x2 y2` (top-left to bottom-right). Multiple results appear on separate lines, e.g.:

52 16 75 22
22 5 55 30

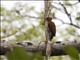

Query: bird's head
46 17 52 21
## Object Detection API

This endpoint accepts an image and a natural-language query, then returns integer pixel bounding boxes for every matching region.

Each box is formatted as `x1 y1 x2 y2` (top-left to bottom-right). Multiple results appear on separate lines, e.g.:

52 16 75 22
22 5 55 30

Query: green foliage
66 26 76 35
28 27 39 37
0 6 6 15
16 27 40 41
16 33 30 41
38 11 45 29
76 16 80 21
39 19 45 29
64 45 79 60
11 29 18 35
15 16 22 20
0 6 11 16
63 0 72 6
7 47 43 60
0 28 5 33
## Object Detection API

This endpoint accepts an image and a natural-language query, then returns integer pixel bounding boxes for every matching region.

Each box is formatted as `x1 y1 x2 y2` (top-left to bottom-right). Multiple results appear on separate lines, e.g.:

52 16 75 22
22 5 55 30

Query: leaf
34 52 44 60
7 47 43 60
66 27 76 35
76 16 80 21
7 47 30 60
64 45 79 60
0 6 6 15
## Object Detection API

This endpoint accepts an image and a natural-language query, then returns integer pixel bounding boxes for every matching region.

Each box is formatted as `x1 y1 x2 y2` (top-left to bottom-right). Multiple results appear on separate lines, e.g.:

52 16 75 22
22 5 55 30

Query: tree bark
25 41 80 56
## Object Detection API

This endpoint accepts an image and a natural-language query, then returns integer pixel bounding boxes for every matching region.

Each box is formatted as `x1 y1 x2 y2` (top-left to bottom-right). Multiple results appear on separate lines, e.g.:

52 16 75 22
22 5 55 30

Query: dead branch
18 40 80 56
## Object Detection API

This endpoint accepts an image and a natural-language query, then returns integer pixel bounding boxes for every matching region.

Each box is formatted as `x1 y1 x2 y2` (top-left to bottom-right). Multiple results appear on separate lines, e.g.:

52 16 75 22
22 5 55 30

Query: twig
54 2 80 29
55 17 80 29
51 4 64 13
16 10 41 19
59 3 73 24
22 14 40 19
70 23 80 29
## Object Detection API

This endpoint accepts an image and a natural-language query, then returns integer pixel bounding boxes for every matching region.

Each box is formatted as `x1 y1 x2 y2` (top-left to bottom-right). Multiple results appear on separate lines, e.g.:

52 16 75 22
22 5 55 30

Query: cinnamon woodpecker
46 17 56 41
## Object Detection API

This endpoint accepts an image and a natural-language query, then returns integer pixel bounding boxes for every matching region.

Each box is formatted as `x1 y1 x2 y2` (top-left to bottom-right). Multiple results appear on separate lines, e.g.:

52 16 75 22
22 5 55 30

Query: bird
46 17 56 41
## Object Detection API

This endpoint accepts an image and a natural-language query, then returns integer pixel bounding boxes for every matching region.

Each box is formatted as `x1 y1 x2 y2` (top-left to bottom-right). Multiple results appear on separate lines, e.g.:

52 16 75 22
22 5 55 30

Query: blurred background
0 1 80 60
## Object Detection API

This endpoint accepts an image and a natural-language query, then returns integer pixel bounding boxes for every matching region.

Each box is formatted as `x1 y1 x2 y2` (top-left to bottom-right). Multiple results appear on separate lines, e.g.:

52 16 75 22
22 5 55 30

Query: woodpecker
46 17 56 41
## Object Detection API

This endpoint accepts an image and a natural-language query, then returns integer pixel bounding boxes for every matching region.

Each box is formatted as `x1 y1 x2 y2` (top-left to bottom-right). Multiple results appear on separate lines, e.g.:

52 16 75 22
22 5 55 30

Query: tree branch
59 3 73 24
70 23 80 29
16 10 40 19
55 17 80 29
16 40 80 56
15 9 80 29
51 3 64 13
44 0 53 60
